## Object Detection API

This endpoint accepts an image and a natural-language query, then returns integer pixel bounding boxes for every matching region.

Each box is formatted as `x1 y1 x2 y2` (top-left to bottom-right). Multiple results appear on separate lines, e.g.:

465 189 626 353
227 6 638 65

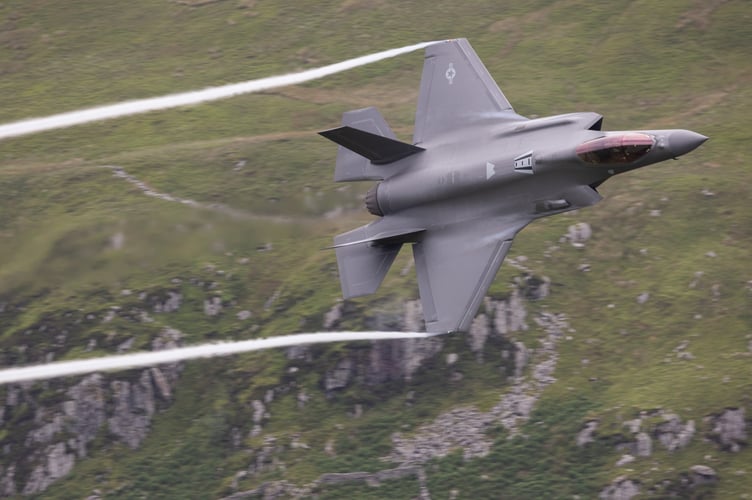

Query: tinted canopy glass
576 133 654 164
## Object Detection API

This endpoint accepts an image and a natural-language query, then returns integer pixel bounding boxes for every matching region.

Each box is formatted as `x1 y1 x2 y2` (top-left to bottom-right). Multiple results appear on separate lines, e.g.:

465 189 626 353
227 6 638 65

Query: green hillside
0 1 750 498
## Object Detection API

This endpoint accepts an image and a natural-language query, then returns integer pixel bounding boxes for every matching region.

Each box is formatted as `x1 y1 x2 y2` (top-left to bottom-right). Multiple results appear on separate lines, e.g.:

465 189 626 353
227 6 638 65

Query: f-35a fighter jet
319 38 707 334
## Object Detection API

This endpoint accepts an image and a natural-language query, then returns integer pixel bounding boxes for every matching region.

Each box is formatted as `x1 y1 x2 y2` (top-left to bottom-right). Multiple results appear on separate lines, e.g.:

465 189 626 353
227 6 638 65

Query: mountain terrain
0 1 750 498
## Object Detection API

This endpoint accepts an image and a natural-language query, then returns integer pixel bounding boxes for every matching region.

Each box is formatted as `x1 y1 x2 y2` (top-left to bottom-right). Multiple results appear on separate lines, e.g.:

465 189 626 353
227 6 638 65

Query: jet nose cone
669 130 708 157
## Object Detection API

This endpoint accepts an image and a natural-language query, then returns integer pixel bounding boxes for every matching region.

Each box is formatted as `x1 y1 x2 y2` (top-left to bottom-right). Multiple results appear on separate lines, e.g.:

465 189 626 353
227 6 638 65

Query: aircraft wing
413 38 524 144
411 217 530 334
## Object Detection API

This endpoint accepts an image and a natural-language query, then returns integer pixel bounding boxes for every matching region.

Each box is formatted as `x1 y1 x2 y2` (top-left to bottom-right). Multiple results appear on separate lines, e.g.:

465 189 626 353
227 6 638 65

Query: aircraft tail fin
319 107 424 182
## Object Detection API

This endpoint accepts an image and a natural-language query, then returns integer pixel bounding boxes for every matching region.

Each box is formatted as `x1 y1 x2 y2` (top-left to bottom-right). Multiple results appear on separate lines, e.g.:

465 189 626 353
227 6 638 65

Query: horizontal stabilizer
320 126 424 165
330 227 425 249
321 107 421 182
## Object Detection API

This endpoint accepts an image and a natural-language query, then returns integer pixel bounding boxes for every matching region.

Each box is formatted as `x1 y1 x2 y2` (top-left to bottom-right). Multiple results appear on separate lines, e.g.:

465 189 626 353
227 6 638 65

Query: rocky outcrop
599 476 640 500
64 374 107 457
22 443 76 495
467 314 490 360
655 413 695 452
577 420 599 447
646 465 719 497
0 328 184 496
635 432 652 457
366 336 444 384
152 291 182 313
323 358 354 392
707 407 747 452
613 410 694 457
388 310 569 464
689 465 718 486
204 296 223 316
492 288 529 335
0 466 15 497
108 371 156 449
323 302 343 330
513 341 529 378
222 465 430 500
347 279 541 385
566 222 592 247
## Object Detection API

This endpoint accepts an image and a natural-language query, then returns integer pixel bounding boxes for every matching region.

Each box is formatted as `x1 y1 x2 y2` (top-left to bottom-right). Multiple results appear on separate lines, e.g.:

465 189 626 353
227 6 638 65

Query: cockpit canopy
576 133 654 165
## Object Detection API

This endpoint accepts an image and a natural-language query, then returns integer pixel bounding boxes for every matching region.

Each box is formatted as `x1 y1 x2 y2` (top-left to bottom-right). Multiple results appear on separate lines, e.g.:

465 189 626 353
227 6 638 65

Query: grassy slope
0 0 749 498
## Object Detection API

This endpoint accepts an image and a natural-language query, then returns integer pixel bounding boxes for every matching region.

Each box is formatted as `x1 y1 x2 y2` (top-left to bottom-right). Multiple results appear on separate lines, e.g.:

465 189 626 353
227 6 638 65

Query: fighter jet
319 38 707 334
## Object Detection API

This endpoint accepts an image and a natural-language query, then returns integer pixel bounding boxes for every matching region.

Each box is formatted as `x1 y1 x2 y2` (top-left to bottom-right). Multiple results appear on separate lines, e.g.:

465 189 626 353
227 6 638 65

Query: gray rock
152 327 183 351
204 297 223 316
264 389 275 404
689 465 718 485
64 374 106 457
365 336 443 384
624 418 641 434
85 338 97 352
709 407 747 452
599 476 640 500
150 367 172 400
635 432 652 457
636 292 650 305
25 413 64 447
324 358 354 391
117 337 135 353
446 353 459 366
352 404 363 419
323 302 343 330
656 414 695 452
467 314 490 358
5 386 20 408
402 337 443 381
567 222 592 245
107 371 155 449
251 400 266 425
493 289 528 335
0 465 16 497
110 232 125 250
513 342 529 379
520 275 550 301
285 345 311 361
616 454 635 467
22 443 76 495
297 390 309 409
324 438 335 456
155 291 182 313
577 420 599 447
236 310 252 321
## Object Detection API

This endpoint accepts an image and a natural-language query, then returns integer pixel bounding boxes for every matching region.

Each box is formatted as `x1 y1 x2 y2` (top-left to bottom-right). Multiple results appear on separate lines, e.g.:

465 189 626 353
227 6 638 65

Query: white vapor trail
0 41 437 141
0 331 431 385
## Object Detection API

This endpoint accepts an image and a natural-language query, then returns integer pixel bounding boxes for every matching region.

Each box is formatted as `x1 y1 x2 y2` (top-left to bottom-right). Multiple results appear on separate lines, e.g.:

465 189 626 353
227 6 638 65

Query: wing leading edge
412 218 530 334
